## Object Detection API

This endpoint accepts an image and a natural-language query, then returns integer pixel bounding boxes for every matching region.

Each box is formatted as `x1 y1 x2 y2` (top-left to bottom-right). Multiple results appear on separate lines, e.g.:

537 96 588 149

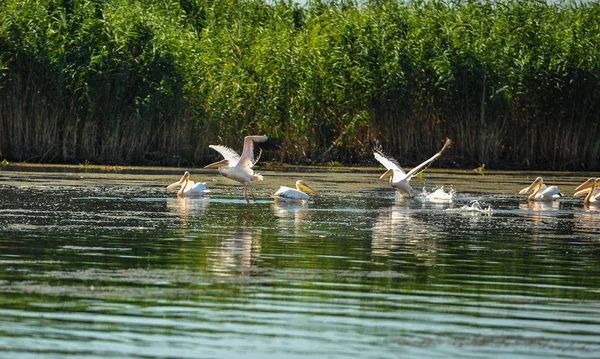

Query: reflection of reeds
1 0 599 169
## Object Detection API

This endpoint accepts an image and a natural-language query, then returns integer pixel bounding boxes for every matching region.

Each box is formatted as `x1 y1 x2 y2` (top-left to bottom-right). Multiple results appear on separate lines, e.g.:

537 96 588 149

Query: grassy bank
1 0 599 170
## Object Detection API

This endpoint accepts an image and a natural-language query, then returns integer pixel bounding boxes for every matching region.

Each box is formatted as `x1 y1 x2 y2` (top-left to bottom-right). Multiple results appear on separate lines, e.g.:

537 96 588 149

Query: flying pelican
204 135 268 203
273 180 319 203
374 138 452 196
167 171 210 197
573 177 600 205
518 177 562 201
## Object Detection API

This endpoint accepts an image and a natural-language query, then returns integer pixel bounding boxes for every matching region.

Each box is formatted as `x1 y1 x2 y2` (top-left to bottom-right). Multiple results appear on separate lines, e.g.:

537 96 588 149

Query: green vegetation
1 0 599 170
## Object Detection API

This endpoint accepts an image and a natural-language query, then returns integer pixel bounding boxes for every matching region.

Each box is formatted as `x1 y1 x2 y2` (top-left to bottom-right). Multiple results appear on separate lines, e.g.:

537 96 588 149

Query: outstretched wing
374 148 406 183
208 145 241 167
405 138 452 179
238 135 269 170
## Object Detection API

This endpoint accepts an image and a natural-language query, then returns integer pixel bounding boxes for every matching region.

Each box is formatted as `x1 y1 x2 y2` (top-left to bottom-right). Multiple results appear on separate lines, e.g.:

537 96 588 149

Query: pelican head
574 177 598 192
204 158 230 169
519 177 544 195
573 177 600 205
296 180 320 197
167 171 191 190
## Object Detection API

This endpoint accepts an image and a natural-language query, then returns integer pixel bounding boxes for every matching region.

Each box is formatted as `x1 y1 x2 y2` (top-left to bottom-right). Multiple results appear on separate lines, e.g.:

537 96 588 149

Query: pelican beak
379 169 393 180
166 172 189 190
298 182 320 197
574 188 591 198
204 159 228 169
574 178 596 192
519 177 543 194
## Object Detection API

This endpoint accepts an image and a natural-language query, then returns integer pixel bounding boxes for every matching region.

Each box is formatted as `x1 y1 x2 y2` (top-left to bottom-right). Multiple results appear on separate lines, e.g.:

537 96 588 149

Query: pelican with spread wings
204 135 268 203
573 177 600 205
518 177 562 201
374 138 452 196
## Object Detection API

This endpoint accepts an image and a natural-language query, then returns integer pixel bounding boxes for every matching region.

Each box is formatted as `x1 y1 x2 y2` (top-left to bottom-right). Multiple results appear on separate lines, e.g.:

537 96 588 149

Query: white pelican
166 171 210 197
273 180 319 202
204 135 268 203
374 138 452 196
573 177 600 205
518 177 562 201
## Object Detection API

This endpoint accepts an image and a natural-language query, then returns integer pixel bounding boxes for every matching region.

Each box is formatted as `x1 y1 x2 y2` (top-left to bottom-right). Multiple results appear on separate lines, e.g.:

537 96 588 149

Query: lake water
1 166 599 358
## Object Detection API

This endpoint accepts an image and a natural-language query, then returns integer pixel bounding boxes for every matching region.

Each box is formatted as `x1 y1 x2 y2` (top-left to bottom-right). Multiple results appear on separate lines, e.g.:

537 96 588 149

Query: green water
1 167 599 358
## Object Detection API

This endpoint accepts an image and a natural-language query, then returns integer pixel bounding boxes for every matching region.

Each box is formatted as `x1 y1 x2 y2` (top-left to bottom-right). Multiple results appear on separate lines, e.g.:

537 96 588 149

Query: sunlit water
1 167 599 358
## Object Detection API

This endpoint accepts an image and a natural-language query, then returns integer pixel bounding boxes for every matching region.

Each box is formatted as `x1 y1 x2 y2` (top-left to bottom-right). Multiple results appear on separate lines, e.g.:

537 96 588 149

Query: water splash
446 200 493 215
414 186 456 203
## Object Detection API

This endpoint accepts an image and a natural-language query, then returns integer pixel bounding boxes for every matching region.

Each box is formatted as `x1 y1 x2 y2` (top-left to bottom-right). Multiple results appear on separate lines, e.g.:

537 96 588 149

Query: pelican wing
209 145 240 167
405 138 452 179
374 149 406 182
238 135 268 170
540 185 561 197
185 181 209 193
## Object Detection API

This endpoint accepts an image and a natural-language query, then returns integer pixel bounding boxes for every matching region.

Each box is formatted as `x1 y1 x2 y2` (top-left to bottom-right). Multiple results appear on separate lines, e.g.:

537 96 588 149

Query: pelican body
204 135 268 203
574 178 600 205
167 171 210 197
274 180 319 202
374 138 452 196
518 177 562 201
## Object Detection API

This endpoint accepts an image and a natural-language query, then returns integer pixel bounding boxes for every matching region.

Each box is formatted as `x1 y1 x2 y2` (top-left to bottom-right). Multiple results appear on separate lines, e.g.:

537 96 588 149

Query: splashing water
414 186 456 202
446 200 493 215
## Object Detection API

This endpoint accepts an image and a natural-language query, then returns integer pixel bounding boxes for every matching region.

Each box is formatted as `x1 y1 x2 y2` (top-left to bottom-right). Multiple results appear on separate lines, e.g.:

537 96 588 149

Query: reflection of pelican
204 135 268 203
574 178 600 205
273 180 319 203
371 206 439 266
273 201 310 234
206 218 261 276
166 197 208 223
166 171 210 197
518 177 562 201
374 138 452 196
519 201 560 212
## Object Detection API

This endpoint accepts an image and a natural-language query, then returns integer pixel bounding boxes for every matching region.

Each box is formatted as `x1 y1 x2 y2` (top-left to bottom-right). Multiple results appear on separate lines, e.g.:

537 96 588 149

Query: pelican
204 135 268 203
573 178 600 205
167 171 210 197
374 138 452 196
518 177 562 201
274 180 319 202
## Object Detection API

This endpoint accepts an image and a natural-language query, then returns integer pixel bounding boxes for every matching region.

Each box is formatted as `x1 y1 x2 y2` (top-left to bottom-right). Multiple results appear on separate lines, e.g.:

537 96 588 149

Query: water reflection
2 169 600 359
166 197 208 225
371 205 440 266
573 207 600 239
519 201 560 227
206 212 261 277
272 201 311 234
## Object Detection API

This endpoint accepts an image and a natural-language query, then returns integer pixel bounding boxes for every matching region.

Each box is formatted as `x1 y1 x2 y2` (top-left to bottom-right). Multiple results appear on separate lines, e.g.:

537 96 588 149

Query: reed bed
1 0 599 169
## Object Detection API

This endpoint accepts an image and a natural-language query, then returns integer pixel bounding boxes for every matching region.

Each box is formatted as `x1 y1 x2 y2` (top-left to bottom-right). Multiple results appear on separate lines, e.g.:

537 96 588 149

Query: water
1 167 599 358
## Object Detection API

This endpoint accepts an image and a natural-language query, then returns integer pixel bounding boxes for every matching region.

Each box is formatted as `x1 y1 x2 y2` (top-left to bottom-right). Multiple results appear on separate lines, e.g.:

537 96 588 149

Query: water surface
1 167 599 358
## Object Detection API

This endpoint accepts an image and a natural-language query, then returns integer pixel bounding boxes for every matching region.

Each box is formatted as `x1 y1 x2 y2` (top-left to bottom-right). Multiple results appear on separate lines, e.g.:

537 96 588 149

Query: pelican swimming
167 171 210 197
518 177 562 201
273 180 319 202
204 135 268 203
573 177 600 205
374 138 452 196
